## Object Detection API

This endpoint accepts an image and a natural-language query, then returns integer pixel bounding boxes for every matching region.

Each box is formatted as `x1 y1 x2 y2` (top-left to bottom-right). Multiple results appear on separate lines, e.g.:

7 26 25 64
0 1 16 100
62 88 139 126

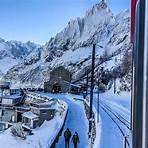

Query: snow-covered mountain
3 1 131 89
0 38 41 76
43 2 115 62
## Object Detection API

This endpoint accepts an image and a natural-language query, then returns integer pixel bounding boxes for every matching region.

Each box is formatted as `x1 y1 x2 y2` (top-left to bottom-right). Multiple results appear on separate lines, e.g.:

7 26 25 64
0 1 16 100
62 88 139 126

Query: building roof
0 81 10 89
1 94 22 100
10 86 20 90
30 99 58 110
22 111 39 119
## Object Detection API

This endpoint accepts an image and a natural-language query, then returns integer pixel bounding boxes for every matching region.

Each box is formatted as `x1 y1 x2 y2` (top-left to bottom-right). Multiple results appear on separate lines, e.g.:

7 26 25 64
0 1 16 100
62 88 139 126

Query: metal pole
89 44 96 137
123 136 127 148
131 44 134 131
114 78 116 94
142 0 148 147
97 73 100 123
86 72 89 97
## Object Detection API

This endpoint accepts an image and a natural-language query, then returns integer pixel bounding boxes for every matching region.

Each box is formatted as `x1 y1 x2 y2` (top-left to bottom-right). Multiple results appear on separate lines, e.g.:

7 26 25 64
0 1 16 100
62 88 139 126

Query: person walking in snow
72 132 80 148
64 128 72 148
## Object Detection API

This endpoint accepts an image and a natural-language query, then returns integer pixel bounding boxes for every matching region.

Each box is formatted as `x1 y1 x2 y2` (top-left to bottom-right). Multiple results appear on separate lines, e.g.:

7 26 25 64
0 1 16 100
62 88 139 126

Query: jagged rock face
44 1 115 61
24 47 42 65
3 1 131 88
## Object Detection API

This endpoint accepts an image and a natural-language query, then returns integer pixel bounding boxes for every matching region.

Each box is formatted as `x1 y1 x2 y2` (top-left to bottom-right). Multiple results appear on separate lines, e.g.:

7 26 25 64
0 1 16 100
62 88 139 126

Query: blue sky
0 0 130 44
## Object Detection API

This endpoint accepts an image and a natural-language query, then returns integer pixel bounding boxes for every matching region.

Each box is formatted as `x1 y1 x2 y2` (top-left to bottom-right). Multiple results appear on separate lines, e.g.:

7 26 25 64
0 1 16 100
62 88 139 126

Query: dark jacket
72 133 80 144
64 129 72 141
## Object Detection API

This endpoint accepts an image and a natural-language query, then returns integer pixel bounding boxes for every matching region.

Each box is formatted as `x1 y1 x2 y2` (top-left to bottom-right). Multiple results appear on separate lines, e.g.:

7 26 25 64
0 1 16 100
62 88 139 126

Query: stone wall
44 66 72 93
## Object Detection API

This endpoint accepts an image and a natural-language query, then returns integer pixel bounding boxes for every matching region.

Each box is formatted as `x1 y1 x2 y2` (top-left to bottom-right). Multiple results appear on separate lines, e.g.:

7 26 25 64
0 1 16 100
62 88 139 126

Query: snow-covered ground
0 57 20 74
60 89 131 148
38 93 89 148
38 91 131 148
93 88 131 148
0 90 131 148
0 100 68 148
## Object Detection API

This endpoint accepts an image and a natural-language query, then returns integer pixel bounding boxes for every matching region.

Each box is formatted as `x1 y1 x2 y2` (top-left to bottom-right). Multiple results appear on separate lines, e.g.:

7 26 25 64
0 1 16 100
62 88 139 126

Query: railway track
99 99 131 147
100 100 131 130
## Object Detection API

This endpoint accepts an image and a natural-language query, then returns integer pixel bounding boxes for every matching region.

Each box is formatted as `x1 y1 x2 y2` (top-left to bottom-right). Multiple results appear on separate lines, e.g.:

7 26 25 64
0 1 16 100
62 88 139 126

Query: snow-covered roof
10 86 20 90
0 81 10 88
31 101 58 110
2 94 22 100
22 111 39 119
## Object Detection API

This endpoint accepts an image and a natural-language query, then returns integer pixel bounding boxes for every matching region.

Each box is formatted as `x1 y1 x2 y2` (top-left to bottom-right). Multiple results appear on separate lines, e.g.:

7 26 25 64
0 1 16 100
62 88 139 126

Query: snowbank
0 100 68 148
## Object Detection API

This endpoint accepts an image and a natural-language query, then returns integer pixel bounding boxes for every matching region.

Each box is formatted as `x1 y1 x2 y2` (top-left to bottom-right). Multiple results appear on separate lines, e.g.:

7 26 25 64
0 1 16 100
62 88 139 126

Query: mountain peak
86 0 108 17
0 38 5 43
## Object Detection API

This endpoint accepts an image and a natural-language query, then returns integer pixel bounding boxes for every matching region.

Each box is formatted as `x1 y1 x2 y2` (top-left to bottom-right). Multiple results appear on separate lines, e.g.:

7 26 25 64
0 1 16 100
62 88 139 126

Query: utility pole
123 136 127 148
97 72 100 123
114 78 116 94
89 44 96 137
86 72 89 97
97 67 103 123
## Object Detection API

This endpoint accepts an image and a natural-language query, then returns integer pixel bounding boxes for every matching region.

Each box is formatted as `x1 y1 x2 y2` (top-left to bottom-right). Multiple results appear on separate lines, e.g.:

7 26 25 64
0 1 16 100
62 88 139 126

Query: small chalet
22 111 39 129
22 100 57 129
0 81 25 127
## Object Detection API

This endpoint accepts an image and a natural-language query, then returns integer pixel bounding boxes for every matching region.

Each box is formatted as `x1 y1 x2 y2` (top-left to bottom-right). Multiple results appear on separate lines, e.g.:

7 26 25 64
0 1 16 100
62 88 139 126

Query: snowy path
37 90 131 148
38 93 89 148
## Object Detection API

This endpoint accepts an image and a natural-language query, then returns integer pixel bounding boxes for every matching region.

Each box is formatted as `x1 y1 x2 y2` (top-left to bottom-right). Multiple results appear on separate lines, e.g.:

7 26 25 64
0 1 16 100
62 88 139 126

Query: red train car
131 0 148 148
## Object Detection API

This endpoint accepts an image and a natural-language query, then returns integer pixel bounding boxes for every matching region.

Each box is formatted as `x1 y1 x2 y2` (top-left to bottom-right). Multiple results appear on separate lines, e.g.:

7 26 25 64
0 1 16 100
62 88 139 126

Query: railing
0 105 15 110
15 107 30 112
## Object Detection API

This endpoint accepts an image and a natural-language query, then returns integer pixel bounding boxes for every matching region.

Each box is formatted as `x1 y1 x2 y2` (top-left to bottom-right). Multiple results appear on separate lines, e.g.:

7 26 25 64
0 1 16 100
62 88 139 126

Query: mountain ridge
2 1 131 90
0 38 42 76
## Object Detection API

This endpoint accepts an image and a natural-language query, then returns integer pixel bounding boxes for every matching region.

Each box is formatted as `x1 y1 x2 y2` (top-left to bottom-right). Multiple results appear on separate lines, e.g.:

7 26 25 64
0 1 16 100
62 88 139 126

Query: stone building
44 66 72 93
0 81 20 96
0 81 11 96
22 100 57 129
